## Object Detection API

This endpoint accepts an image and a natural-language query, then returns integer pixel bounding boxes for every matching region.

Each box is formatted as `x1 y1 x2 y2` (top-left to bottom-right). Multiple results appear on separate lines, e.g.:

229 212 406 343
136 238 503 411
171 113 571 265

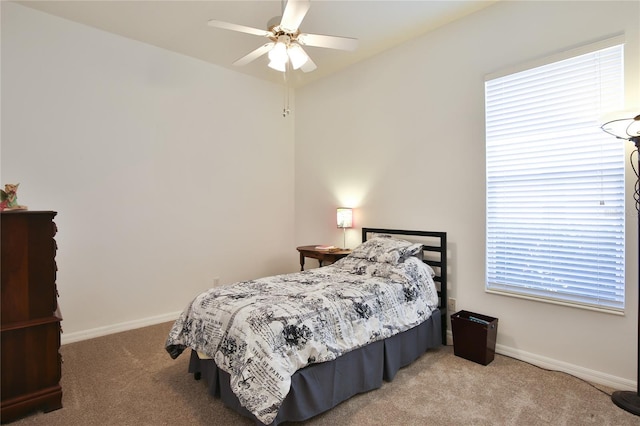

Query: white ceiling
16 0 497 88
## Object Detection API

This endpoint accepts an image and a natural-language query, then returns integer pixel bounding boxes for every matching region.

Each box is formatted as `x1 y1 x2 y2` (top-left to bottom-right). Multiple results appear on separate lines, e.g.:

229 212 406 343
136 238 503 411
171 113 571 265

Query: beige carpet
8 321 638 425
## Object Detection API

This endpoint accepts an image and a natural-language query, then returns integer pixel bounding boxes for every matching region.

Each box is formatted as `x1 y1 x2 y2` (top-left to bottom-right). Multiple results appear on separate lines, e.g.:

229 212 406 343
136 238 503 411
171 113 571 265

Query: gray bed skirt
187 309 442 425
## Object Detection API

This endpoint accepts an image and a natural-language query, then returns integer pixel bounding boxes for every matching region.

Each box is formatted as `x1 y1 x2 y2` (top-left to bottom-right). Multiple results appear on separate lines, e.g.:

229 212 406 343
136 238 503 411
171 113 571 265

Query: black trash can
451 310 498 365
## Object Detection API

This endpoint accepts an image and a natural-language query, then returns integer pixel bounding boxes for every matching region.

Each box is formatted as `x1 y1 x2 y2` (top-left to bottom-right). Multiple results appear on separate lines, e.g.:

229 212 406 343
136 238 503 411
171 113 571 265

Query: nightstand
296 246 351 271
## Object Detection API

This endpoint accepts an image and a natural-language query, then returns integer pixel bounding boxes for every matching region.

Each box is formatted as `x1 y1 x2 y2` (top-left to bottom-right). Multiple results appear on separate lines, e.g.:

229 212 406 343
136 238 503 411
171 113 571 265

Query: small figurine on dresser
0 183 28 211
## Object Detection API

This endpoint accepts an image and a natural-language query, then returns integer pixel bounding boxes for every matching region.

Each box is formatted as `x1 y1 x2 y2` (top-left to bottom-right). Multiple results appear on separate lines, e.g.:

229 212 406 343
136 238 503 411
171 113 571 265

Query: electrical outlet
447 297 456 313
213 277 220 287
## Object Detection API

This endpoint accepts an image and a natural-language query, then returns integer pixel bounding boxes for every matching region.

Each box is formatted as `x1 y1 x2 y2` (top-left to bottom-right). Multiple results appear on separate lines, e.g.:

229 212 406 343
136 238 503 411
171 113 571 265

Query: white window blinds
485 41 625 312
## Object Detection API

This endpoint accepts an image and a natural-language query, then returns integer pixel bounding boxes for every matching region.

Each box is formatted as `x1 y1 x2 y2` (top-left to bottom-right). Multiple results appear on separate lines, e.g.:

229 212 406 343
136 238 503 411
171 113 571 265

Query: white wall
4 0 639 391
295 0 640 390
1 3 297 341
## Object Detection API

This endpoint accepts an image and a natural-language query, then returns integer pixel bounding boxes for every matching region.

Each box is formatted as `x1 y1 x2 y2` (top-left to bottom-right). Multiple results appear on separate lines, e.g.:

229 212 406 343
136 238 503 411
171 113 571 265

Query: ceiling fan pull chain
282 65 290 117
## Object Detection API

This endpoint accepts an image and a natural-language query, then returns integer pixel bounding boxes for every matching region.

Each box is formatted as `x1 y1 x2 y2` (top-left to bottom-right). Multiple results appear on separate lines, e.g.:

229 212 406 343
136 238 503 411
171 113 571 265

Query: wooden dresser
1 211 62 423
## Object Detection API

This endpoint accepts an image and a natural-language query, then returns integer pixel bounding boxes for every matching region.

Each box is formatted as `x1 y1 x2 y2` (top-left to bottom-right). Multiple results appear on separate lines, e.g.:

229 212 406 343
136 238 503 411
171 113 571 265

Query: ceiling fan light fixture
287 43 309 70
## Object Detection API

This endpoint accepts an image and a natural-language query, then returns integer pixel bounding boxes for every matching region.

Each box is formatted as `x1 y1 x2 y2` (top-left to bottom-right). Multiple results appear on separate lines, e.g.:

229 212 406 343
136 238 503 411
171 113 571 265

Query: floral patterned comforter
165 255 438 425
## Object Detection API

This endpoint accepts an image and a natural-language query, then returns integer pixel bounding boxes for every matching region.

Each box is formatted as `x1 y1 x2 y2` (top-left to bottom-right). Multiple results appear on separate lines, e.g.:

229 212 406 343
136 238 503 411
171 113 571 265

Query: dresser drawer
1 320 62 401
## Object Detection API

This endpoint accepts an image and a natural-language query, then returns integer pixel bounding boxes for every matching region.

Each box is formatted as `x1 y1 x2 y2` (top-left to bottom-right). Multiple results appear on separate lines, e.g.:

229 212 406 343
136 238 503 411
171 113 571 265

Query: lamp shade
268 59 286 72
601 111 640 141
287 43 309 70
337 208 353 228
268 38 288 63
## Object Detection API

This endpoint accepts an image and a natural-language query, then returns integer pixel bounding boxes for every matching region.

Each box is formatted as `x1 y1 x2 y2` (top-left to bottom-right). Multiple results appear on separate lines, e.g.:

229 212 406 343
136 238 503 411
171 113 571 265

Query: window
485 38 625 313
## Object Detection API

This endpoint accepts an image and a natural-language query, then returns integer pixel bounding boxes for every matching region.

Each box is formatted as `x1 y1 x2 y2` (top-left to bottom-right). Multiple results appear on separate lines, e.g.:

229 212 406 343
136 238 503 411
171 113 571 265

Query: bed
165 228 447 425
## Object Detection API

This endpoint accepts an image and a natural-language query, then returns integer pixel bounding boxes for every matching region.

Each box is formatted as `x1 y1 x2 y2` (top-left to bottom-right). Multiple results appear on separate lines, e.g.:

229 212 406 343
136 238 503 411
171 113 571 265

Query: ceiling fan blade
298 33 358 51
207 19 272 37
233 43 275 67
300 56 317 73
280 0 311 33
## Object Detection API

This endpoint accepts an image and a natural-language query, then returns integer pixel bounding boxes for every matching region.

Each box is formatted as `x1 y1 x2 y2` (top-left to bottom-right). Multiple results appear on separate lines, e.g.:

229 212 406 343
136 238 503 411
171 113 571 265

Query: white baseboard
495 343 636 392
63 317 637 392
60 311 182 345
445 330 635 391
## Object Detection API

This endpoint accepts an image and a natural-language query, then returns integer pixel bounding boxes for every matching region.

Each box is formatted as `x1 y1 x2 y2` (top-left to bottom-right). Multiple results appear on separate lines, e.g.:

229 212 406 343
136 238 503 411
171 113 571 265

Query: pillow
335 255 435 280
349 235 423 264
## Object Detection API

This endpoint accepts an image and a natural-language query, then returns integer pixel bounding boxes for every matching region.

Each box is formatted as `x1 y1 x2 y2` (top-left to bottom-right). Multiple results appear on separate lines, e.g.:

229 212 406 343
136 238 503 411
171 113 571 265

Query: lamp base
612 390 640 416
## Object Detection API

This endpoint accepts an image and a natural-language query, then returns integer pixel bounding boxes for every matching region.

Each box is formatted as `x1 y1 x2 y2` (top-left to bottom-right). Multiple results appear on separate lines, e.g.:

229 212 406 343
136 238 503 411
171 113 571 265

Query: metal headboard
362 227 448 345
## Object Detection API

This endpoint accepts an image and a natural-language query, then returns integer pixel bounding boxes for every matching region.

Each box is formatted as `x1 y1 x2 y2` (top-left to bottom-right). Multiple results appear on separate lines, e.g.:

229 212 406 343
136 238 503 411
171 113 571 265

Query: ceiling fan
207 0 358 73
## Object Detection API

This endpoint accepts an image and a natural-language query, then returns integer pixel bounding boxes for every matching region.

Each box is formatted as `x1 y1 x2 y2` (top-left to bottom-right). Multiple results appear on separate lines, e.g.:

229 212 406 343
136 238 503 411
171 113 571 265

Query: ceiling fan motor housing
267 16 300 42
